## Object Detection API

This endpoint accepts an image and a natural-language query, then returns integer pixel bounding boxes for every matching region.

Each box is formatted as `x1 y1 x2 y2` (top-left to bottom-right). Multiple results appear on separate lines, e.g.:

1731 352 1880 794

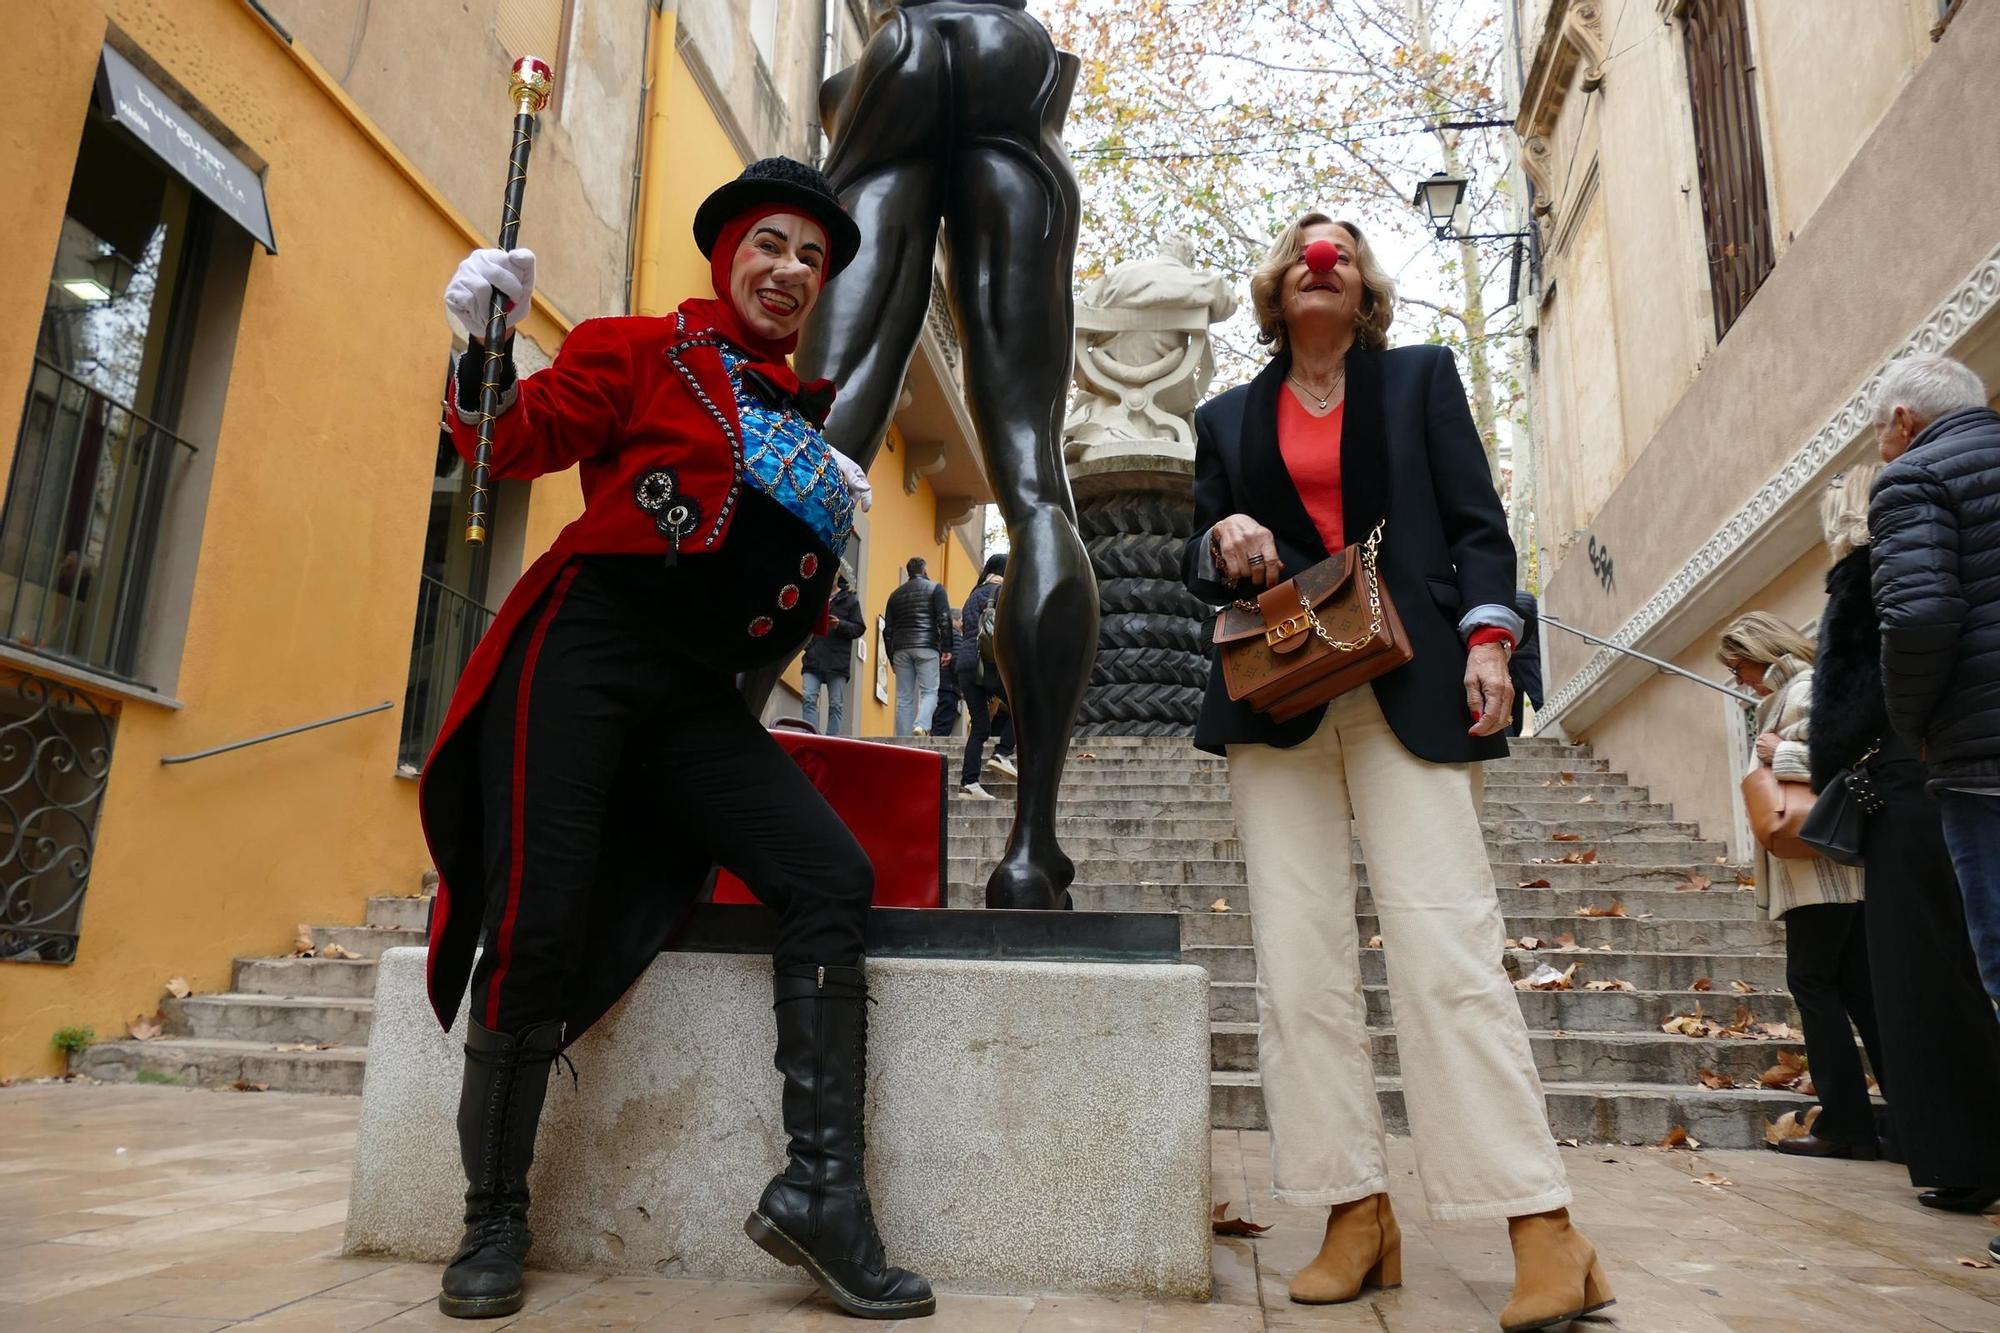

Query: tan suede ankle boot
1498 1208 1614 1331
1287 1193 1401 1305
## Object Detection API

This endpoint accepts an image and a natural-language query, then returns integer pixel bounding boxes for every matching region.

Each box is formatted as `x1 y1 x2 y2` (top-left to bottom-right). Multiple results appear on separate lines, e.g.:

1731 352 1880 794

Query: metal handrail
160 701 394 765
1542 614 1757 705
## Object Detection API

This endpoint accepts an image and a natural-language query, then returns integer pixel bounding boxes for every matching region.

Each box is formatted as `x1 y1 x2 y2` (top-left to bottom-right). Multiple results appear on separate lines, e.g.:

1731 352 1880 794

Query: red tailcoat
420 301 822 1034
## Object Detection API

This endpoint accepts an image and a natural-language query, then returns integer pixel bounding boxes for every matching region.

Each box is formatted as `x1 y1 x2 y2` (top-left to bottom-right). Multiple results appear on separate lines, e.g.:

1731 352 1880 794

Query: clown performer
421 158 933 1322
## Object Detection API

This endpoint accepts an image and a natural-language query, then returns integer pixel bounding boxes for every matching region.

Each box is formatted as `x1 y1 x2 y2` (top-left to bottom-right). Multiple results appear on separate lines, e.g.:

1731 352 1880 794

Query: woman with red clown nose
423 157 932 1321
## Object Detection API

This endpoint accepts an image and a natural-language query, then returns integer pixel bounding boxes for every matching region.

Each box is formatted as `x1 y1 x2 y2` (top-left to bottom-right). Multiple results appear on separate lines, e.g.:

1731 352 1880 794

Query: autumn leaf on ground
1211 1203 1270 1237
1730 980 1758 994
163 976 191 999
1557 849 1600 865
1365 935 1383 949
320 943 358 961
1515 935 1543 950
1691 977 1714 992
1956 1257 1993 1269
1077 752 1098 762
1764 1108 1820 1145
1554 932 1579 949
1552 831 1584 842
1210 898 1230 913
1758 1022 1803 1041
1697 1068 1737 1090
1660 1126 1700 1151
1584 978 1635 992
1576 795 1598 804
127 1011 165 1041
1504 937 1522 950
274 1042 336 1053
1576 902 1626 918
1676 873 1714 892
1556 772 1577 785
1519 878 1552 888
291 924 316 957
1556 1138 1581 1148
1759 1051 1809 1089
230 1081 269 1093
1515 963 1578 991
1735 870 1756 886
1692 1172 1734 1188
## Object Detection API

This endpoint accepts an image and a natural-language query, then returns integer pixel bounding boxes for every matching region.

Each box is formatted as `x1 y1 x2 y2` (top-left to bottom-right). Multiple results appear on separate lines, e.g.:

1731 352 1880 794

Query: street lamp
1413 172 1468 240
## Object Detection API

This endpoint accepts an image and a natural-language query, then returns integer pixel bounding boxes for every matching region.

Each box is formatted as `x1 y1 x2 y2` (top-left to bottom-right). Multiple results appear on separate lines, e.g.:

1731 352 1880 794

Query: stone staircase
75 732 1815 1147
916 732 1815 1150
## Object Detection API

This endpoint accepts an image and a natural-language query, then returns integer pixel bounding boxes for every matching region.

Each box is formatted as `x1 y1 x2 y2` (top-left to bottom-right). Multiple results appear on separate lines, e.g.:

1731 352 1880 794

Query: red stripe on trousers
482 562 582 1030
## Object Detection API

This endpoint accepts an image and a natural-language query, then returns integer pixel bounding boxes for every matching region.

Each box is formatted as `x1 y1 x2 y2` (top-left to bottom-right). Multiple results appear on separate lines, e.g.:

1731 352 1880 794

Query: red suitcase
712 725 949 909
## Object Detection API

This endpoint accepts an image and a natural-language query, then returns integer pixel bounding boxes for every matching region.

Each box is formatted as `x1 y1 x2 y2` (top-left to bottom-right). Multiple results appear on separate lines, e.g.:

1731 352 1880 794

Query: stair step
70 1037 369 1096
1209 1025 1807 1084
1208 983 1800 1032
365 895 432 931
947 814 1703 840
233 955 379 999
163 993 374 1046
1208 1072 1822 1147
309 924 428 960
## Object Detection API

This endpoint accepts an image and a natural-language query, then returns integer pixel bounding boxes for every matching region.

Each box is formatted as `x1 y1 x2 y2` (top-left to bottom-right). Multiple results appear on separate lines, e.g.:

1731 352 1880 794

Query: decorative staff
466 55 556 546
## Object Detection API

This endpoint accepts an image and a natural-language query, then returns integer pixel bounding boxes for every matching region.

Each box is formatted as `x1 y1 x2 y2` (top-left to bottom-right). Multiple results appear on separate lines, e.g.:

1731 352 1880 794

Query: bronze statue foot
985 847 1076 911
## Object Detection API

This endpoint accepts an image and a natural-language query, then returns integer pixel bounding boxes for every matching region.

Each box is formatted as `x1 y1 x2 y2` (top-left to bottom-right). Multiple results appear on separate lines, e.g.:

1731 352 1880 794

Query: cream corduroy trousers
1226 686 1572 1222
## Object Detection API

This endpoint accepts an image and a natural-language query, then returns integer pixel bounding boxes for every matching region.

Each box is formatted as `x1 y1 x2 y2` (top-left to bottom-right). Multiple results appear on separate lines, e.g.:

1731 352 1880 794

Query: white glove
833 451 873 513
444 248 536 341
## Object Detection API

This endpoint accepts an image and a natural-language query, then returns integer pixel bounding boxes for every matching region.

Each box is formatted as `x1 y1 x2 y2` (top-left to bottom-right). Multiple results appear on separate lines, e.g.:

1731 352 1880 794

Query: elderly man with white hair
1868 352 2000 1024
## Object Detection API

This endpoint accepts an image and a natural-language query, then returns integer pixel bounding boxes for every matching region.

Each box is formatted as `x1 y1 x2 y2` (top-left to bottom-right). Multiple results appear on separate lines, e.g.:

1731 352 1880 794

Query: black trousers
1783 901 1884 1148
1863 760 2000 1188
957 664 1014 785
469 559 873 1035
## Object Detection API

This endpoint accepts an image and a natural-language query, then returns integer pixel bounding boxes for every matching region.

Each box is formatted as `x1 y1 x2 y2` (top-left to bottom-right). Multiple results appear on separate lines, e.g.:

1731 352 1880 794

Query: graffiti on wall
1587 536 1616 594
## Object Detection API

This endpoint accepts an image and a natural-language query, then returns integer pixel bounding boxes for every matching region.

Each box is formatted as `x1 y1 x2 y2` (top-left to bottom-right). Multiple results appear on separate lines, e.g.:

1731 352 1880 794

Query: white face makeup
729 213 830 341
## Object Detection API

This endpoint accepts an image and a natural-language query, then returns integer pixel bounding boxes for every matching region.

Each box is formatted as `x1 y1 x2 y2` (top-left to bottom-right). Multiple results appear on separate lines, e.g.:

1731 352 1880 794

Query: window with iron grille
1681 0 1776 341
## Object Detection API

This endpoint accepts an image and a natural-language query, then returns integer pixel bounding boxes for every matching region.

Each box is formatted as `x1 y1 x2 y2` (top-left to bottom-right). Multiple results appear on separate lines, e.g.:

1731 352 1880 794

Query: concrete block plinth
343 947 1212 1298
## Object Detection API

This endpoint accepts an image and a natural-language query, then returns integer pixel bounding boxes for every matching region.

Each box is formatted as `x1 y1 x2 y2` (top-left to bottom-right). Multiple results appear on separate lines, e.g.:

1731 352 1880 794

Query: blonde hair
1717 611 1816 669
1820 461 1881 562
1249 213 1396 353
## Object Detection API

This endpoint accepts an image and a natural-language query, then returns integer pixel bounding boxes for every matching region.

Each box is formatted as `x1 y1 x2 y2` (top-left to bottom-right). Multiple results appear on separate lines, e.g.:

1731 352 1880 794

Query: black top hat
693 157 861 276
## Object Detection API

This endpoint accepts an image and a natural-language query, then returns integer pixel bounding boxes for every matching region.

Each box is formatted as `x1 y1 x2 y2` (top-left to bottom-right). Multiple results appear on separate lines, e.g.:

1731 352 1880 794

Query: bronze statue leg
943 140 1093 911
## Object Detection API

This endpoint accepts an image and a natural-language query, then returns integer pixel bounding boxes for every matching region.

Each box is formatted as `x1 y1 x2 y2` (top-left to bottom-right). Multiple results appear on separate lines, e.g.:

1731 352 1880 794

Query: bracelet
1209 528 1225 570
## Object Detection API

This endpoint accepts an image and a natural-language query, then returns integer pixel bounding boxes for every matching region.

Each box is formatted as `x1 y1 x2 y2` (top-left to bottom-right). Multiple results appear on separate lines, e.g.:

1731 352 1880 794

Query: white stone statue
1064 236 1238 460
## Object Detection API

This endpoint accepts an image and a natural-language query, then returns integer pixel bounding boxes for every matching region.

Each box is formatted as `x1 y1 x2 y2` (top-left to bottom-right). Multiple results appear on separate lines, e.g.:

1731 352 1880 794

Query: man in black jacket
956 554 1016 798
1868 352 2000 1012
1509 590 1543 738
802 568 864 736
882 557 953 736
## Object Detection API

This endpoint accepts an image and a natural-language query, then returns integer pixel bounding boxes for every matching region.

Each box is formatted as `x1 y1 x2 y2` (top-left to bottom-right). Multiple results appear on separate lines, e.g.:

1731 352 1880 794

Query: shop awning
95 46 277 254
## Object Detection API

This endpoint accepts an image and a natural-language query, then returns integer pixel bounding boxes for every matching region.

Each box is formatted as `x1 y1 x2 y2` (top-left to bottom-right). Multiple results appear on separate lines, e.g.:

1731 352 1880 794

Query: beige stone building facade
1512 0 1997 848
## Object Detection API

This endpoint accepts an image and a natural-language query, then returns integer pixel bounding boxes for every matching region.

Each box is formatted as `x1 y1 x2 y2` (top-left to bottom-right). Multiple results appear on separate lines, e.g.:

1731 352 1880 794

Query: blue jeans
891 648 940 735
801 670 844 736
1938 789 2000 1015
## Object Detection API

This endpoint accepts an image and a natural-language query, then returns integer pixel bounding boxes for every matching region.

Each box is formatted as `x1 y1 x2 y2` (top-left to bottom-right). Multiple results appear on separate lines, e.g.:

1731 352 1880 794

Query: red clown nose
1303 238 1341 273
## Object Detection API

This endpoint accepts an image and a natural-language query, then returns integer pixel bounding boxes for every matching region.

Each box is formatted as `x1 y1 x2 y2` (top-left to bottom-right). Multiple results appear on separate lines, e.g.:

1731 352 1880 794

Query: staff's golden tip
510 56 555 114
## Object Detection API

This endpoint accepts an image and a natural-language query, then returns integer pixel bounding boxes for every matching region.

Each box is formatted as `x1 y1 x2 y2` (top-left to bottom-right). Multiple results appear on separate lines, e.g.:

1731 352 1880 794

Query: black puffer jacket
883 575 952 656
1870 407 2000 786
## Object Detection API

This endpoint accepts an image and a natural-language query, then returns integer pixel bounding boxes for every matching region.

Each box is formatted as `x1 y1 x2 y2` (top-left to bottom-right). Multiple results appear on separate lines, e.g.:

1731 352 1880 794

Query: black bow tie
739 365 836 431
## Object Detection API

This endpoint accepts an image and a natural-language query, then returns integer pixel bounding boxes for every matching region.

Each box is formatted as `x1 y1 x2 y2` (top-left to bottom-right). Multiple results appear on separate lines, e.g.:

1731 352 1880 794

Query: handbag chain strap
1232 521 1388 651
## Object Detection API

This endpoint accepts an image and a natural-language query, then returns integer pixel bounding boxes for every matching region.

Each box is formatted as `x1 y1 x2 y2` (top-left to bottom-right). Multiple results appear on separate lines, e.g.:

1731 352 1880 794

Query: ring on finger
1247 552 1266 566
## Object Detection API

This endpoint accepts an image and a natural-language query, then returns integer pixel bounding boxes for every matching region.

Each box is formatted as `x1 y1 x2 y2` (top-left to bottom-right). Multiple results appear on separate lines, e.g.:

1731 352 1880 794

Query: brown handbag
1214 522 1414 722
1740 764 1818 861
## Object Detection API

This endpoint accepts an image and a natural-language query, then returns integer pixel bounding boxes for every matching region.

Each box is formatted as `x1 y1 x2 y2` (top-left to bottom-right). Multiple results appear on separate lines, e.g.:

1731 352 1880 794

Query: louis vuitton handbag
1213 522 1414 722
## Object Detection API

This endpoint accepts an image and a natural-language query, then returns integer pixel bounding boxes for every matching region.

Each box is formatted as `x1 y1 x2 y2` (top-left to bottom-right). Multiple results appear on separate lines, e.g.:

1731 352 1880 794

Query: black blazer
1181 344 1516 762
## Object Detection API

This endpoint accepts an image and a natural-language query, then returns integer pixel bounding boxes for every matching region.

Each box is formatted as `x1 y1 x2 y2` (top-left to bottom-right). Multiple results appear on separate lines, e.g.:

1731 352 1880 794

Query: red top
1277 388 1345 555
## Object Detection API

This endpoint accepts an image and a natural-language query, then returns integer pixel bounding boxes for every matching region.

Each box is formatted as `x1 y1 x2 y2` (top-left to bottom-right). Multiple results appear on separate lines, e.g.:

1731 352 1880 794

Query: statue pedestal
342 942 1213 1299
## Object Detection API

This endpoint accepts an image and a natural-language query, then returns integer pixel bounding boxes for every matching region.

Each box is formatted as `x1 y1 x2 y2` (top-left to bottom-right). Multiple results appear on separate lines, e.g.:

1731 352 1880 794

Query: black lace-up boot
438 1018 563 1318
744 964 935 1320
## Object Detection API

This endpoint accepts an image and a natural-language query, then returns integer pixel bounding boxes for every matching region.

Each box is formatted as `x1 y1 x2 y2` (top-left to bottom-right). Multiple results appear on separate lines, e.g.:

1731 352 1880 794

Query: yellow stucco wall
0 0 577 1077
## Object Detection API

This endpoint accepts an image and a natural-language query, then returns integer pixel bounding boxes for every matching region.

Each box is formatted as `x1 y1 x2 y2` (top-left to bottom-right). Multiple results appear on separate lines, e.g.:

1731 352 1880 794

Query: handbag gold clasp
1266 612 1312 646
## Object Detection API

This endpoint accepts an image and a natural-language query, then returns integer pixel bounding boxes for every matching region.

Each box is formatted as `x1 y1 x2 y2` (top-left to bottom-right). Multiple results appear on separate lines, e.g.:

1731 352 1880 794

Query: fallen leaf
230 1081 269 1093
1956 1257 1993 1269
1727 1004 1757 1033
1714 855 1728 864
1557 771 1577 785
1660 1126 1700 1151
1735 870 1756 886
1365 935 1383 949
1576 902 1627 918
1697 1068 1737 1090
1554 932 1579 949
1691 977 1714 992
1210 898 1231 913
1556 1138 1581 1147
291 924 316 957
1758 1050 1809 1089
1552 831 1584 843
1576 795 1599 804
1557 849 1600 865
1516 935 1544 950
1584 978 1636 992
127 1012 164 1042
164 976 191 999
319 943 358 961
1211 1203 1270 1237
1519 878 1553 888
1692 1172 1735 1188
273 1042 336 1053
1758 1022 1803 1041
1598 943 1613 951
1515 963 1578 991
1077 752 1098 762
1730 980 1758 994
1504 937 1522 949
1676 873 1714 892
1638 911 1656 920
